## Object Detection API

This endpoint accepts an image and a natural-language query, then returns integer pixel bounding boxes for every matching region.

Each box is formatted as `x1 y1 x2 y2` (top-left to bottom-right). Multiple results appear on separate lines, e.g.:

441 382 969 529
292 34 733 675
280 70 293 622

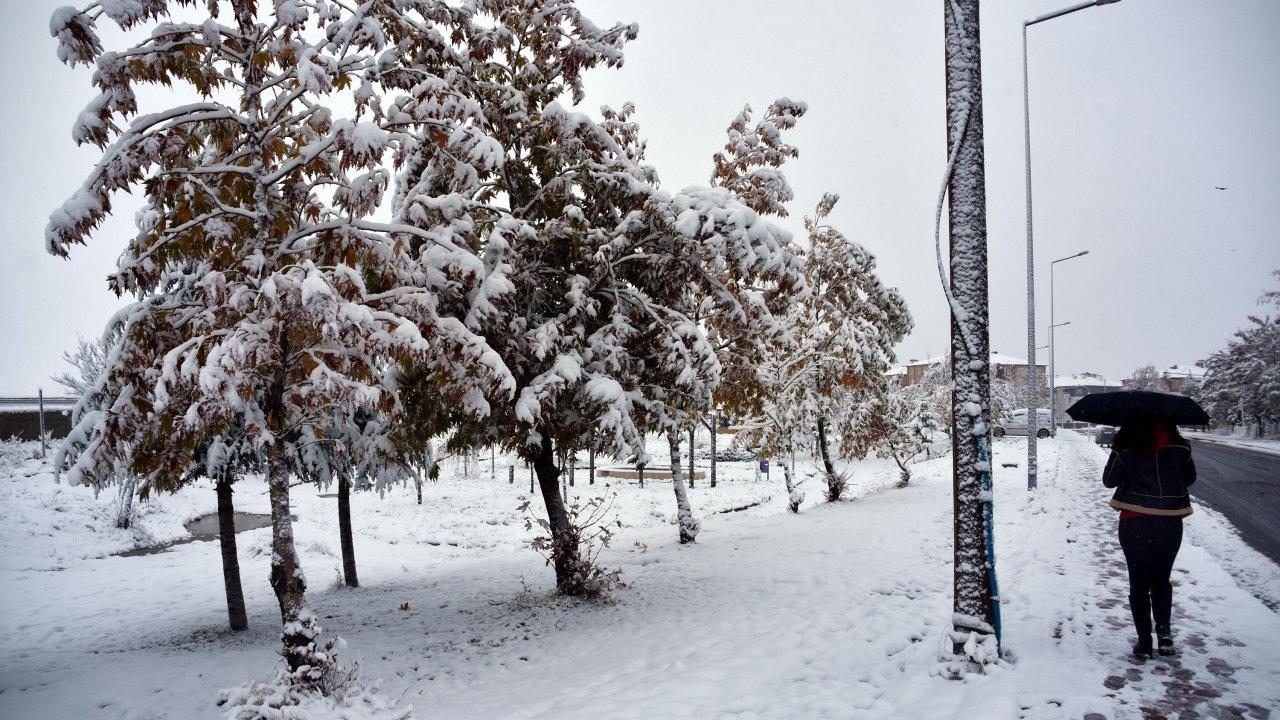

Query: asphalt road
1187 439 1280 565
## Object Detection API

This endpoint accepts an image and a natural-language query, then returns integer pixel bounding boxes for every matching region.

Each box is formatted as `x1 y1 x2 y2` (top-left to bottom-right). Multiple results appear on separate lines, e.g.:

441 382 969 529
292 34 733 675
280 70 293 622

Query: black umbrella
1065 390 1210 427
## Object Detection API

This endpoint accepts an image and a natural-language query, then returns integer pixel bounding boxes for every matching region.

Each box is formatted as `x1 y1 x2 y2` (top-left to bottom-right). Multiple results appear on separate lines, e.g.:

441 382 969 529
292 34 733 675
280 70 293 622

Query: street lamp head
1027 0 1118 26
1053 250 1091 264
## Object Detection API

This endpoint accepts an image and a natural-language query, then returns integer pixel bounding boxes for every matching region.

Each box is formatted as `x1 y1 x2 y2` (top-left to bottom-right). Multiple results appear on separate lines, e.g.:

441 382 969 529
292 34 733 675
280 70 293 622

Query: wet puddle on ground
115 512 273 557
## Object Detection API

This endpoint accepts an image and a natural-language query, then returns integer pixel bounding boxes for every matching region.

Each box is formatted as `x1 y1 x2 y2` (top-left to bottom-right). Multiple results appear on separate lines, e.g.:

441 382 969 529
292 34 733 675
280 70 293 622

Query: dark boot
1157 617 1172 655
1133 637 1153 661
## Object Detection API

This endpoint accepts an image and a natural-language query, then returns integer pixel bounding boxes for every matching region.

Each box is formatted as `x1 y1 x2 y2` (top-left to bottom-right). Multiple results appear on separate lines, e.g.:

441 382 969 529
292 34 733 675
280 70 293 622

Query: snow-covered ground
1186 430 1280 457
1 433 1277 719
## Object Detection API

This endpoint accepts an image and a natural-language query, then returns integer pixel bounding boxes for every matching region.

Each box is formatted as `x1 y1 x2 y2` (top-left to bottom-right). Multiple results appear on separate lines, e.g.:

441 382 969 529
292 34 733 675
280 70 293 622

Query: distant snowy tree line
45 0 936 712
1185 270 1280 437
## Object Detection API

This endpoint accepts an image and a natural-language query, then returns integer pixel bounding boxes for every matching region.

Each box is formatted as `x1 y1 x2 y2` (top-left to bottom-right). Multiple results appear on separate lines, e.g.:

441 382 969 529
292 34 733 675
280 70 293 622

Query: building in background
889 351 1047 389
1122 363 1205 393
1052 373 1122 425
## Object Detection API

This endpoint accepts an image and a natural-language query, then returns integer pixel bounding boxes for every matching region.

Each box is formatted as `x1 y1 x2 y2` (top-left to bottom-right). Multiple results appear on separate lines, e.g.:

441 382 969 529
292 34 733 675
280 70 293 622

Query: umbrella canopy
1065 390 1210 427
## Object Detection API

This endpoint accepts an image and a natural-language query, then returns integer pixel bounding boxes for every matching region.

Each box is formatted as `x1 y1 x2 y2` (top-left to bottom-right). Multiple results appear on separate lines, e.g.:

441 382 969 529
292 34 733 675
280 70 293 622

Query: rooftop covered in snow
904 351 1041 368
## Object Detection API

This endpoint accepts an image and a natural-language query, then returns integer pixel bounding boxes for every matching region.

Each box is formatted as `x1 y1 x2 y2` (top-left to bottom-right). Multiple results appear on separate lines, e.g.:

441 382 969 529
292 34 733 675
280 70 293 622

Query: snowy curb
1185 433 1280 457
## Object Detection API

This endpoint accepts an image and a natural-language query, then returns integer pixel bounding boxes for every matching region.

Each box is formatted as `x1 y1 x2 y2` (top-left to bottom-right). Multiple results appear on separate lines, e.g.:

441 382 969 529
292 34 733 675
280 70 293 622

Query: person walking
1102 415 1196 661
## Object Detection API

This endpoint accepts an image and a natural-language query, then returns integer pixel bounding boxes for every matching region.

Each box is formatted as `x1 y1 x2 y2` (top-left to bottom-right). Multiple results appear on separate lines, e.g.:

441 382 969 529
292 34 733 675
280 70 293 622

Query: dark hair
1113 415 1184 455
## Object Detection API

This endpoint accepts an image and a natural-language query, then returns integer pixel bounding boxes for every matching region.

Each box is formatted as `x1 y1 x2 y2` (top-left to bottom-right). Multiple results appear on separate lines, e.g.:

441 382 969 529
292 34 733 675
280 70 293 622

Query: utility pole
38 388 47 460
944 0 999 668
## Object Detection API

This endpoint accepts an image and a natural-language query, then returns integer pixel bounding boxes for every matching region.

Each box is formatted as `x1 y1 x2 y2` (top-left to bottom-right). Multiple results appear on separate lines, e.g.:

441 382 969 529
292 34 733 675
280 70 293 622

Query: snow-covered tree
841 386 940 487
293 410 435 588
1198 271 1280 436
385 5 800 566
1127 364 1163 391
730 185 909 505
189 424 257 632
53 331 139 528
48 2 509 696
799 194 911 501
52 333 115 397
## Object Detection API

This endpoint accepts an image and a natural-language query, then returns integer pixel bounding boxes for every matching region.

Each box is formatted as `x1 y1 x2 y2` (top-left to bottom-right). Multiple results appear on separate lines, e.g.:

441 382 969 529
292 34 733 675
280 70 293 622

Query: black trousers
1118 515 1183 643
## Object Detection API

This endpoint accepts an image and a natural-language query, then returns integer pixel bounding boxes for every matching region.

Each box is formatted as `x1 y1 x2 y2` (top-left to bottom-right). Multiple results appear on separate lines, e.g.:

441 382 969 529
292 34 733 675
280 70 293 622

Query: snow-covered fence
0 395 75 442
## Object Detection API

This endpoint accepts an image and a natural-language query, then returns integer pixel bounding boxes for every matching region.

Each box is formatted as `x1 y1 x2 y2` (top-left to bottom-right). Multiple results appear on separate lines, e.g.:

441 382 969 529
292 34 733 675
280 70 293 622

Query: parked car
1094 425 1117 447
992 408 1052 439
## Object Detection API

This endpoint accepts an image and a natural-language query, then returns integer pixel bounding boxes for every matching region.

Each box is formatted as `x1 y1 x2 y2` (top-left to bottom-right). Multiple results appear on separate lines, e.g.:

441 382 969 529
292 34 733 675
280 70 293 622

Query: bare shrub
520 491 623 601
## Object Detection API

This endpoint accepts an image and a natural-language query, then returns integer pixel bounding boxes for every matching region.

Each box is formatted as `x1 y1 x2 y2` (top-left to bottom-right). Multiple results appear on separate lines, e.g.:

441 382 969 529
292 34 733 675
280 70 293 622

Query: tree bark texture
667 430 699 543
783 456 802 514
688 426 695 489
709 416 717 488
217 477 248 631
816 415 844 502
266 448 319 673
338 473 358 587
534 430 584 596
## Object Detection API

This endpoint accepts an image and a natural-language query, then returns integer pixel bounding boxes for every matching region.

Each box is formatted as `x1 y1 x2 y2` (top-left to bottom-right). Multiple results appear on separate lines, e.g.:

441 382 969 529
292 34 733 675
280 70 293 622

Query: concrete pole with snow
943 0 999 667
38 388 47 459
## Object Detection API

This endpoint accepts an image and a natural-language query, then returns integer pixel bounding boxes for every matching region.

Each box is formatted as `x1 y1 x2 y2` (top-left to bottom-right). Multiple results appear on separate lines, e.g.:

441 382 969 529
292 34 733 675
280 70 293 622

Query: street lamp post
1048 320 1072 428
1022 0 1121 490
1049 250 1089 433
1049 316 1070 422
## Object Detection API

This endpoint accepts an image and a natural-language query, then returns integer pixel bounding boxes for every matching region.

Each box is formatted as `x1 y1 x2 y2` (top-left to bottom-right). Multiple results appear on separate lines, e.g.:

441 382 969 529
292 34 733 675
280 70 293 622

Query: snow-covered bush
219 636 411 720
0 438 39 467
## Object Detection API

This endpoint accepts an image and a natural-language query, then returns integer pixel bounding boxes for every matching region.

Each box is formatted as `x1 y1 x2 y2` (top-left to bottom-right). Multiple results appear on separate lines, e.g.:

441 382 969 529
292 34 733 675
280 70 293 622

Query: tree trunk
115 477 137 529
708 416 717 488
944 0 999 665
415 475 422 505
816 415 844 502
338 473 358 588
589 445 596 485
266 448 320 674
893 450 911 488
533 430 584 596
667 430 699 543
217 477 248 632
782 452 803 513
688 426 695 489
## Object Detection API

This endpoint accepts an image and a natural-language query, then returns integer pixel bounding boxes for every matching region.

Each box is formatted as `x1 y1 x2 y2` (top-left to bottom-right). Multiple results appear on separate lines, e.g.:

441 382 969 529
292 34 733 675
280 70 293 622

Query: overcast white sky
1 0 1277 395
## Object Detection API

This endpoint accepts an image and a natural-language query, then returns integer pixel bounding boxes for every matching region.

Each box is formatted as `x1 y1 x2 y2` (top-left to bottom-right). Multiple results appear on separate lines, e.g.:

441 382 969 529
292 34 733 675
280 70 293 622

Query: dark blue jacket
1102 441 1196 517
